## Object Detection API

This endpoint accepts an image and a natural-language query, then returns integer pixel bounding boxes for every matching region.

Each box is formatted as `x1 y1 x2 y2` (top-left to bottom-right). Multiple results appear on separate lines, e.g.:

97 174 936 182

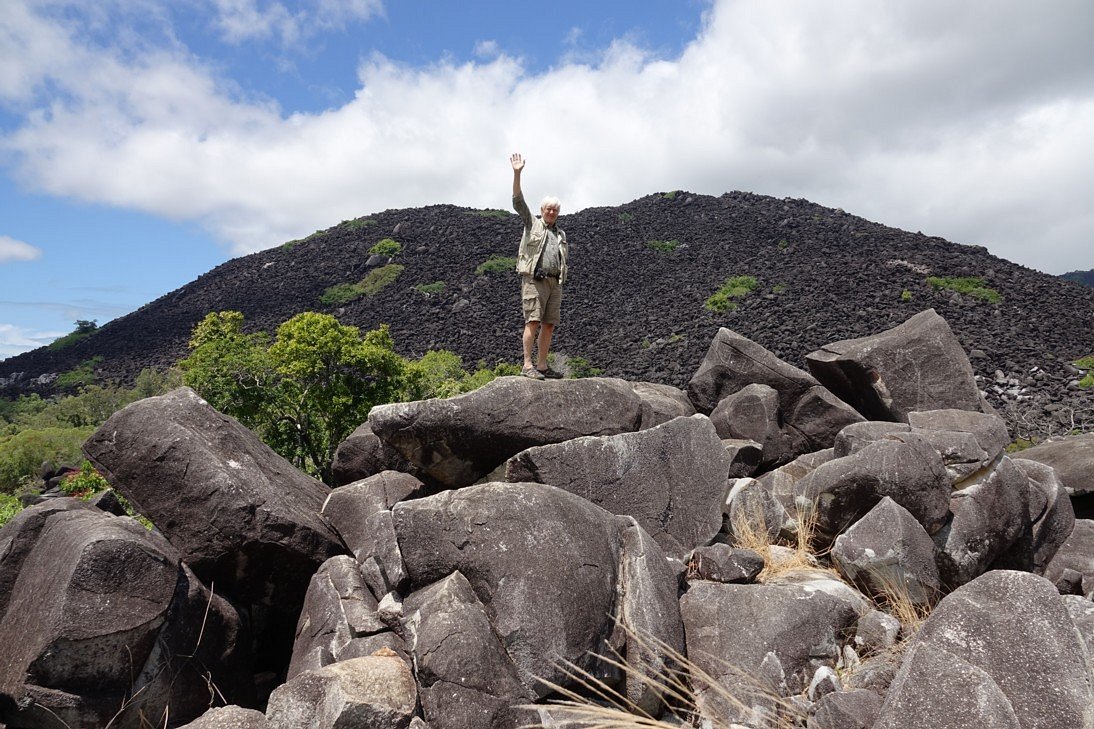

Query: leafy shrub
320 283 364 306
926 276 1001 304
1075 355 1094 388
777 239 789 251
772 283 788 295
54 357 104 389
901 289 913 301
566 356 603 379
705 275 759 312
360 264 404 295
647 239 680 253
661 190 679 200
60 461 111 499
0 493 22 529
369 238 401 257
320 264 405 305
343 217 376 231
414 281 446 296
0 426 94 492
618 212 634 223
476 255 517 275
47 320 98 351
473 209 510 218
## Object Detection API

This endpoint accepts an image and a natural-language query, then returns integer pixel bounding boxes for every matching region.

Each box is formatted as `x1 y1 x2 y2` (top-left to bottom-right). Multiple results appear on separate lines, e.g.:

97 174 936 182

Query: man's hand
510 153 525 172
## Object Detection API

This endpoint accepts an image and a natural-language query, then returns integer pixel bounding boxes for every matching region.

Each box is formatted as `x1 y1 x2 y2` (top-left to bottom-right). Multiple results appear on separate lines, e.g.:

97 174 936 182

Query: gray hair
539 195 561 212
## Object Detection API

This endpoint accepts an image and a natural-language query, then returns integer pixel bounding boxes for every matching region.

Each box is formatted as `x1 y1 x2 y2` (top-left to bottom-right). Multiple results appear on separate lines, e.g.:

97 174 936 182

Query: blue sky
2 0 1092 361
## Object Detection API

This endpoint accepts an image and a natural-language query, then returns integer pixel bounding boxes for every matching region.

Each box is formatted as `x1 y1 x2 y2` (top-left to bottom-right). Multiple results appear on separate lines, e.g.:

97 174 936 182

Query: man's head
540 196 561 226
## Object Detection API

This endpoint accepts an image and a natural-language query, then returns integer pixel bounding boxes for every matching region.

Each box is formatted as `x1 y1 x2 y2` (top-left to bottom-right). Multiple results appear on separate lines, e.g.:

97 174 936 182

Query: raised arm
510 152 532 225
510 153 525 198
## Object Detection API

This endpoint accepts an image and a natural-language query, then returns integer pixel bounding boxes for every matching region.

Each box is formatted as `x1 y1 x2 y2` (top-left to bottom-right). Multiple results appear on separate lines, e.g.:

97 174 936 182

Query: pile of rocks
1 309 1092 728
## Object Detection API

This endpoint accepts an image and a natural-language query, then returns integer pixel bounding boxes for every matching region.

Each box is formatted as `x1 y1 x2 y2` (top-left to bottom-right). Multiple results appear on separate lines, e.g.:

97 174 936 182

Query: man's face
541 205 560 225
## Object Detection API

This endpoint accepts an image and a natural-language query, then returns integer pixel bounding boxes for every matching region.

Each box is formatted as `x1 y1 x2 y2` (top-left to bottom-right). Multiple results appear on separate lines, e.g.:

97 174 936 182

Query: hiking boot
537 366 564 379
522 365 545 380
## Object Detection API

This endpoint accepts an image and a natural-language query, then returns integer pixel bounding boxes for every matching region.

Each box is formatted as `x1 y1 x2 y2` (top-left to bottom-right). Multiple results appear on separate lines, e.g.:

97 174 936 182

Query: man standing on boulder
510 152 567 379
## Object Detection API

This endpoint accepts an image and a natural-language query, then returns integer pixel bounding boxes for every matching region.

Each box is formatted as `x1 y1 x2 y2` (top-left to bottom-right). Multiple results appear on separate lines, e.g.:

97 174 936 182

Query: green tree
180 311 408 484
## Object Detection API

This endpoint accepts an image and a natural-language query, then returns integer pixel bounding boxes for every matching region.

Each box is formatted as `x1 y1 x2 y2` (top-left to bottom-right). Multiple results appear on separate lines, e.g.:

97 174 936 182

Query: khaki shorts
521 274 562 325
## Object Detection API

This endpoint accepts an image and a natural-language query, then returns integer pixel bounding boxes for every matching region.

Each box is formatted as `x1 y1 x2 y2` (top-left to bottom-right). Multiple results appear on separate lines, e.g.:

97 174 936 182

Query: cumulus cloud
1 0 1092 273
0 236 41 262
209 0 382 45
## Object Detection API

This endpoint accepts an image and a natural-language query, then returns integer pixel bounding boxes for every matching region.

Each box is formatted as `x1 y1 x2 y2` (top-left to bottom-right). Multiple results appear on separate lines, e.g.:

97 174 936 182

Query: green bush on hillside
476 255 517 275
473 209 510 218
647 240 680 253
0 493 22 529
320 264 405 306
1075 355 1094 388
55 357 104 389
705 275 758 312
369 239 401 257
0 426 94 493
926 276 1001 304
47 320 98 351
414 281 446 296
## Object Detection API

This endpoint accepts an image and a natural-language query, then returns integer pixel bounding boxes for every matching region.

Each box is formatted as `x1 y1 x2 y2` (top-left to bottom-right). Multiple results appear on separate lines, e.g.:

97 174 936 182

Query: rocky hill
3 190 1092 433
1062 269 1094 287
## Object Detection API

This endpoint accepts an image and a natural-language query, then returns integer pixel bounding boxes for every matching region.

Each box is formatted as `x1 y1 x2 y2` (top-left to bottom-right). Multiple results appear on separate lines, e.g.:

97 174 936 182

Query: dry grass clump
523 626 806 729
729 502 836 583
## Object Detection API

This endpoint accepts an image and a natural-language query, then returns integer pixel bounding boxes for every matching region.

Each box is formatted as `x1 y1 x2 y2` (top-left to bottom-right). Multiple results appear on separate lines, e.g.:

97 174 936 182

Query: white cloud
209 0 382 45
0 236 41 262
0 323 63 360
2 0 1093 274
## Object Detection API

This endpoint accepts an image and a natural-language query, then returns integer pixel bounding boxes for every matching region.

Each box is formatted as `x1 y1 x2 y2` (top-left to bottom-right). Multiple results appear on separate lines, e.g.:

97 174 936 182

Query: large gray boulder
402 571 530 729
932 456 1032 587
679 580 860 725
1011 458 1076 574
904 409 1010 484
688 328 862 467
805 309 986 422
266 655 417 729
504 415 731 557
83 387 344 611
332 422 423 487
796 436 951 545
0 498 95 620
831 497 940 605
321 471 424 564
368 377 644 489
1017 432 1094 497
630 381 696 429
0 508 254 729
288 556 392 680
873 570 1094 729
1044 519 1094 596
389 482 684 708
180 706 269 729
756 448 836 515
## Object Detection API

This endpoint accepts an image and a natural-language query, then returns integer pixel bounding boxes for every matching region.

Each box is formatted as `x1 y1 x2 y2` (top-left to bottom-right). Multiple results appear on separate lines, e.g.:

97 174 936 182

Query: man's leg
535 323 555 370
523 321 540 369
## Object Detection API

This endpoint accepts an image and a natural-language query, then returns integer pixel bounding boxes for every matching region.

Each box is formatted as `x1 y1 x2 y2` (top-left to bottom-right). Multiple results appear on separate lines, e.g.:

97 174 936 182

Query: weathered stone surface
854 610 901 654
0 498 94 620
1063 595 1094 657
722 438 763 478
0 508 253 729
688 544 765 583
83 388 344 610
933 457 1032 587
391 482 682 703
180 706 269 729
321 471 424 563
288 556 387 680
688 327 820 415
806 688 881 729
630 381 696 429
504 415 731 557
266 655 417 729
832 421 910 458
368 376 643 489
1011 458 1076 574
796 437 951 544
1044 519 1094 596
875 570 1094 729
873 642 1021 729
691 330 863 468
679 581 860 723
906 409 1010 463
332 422 421 487
832 497 940 605
1017 432 1094 496
805 309 986 422
726 476 793 544
757 449 835 514
402 571 529 729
